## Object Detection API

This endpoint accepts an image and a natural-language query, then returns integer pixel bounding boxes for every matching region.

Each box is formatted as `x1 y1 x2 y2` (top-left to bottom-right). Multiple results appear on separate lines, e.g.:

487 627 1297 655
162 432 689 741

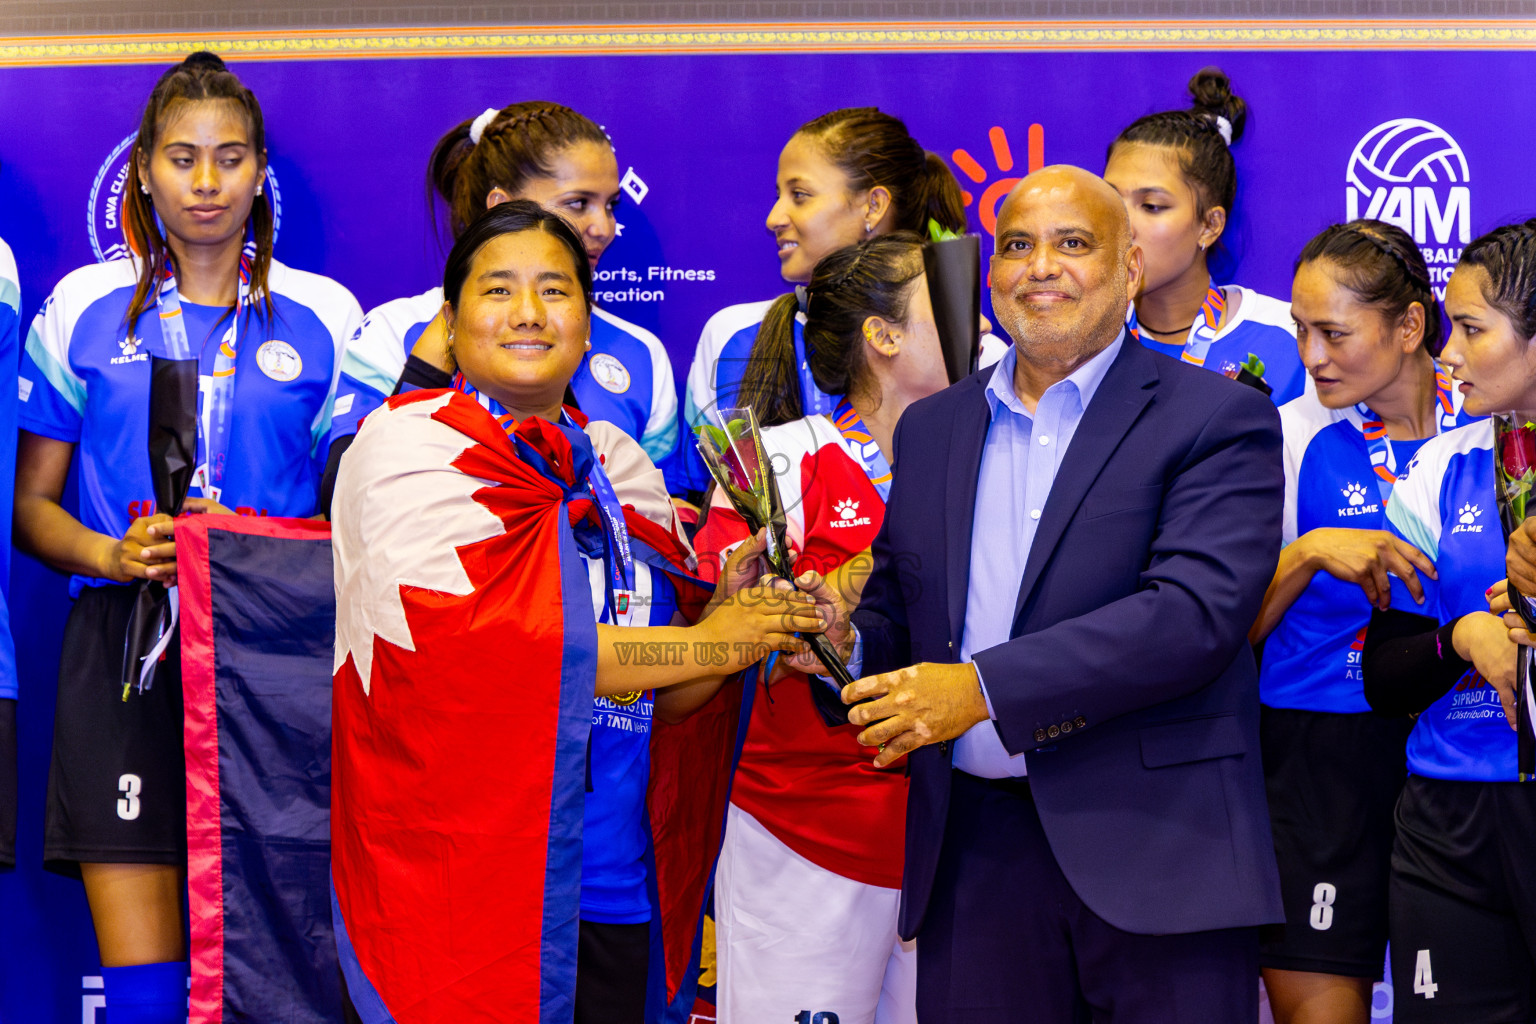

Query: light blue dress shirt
953 333 1125 778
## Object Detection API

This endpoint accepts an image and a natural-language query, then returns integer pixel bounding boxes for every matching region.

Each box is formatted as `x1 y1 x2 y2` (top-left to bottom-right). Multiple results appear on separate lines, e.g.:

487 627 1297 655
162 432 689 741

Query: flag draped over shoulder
178 514 341 1024
330 389 728 1024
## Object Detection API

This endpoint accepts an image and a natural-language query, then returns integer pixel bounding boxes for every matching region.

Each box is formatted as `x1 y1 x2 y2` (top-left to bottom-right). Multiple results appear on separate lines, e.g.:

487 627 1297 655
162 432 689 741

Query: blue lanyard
1356 367 1458 501
455 372 634 608
151 244 253 503
830 397 893 501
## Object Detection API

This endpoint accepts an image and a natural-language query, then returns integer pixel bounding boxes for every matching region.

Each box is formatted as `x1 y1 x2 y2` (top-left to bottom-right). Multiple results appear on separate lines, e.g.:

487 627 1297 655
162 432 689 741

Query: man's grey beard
995 289 1128 372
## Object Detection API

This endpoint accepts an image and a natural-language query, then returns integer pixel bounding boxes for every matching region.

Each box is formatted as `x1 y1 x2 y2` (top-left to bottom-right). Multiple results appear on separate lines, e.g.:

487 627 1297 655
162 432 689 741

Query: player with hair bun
14 52 360 1023
1105 67 1305 404
324 101 683 501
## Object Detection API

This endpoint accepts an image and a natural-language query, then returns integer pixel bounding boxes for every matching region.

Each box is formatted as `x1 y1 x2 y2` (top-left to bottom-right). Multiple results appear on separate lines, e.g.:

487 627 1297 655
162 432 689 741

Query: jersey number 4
1414 949 1438 999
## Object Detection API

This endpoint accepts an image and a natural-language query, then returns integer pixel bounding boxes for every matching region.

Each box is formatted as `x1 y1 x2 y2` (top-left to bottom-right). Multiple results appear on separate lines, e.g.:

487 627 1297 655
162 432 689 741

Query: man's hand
843 662 991 768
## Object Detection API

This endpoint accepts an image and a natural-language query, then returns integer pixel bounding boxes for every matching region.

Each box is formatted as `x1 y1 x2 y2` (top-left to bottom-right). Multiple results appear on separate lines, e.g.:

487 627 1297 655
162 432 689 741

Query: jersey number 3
117 773 141 821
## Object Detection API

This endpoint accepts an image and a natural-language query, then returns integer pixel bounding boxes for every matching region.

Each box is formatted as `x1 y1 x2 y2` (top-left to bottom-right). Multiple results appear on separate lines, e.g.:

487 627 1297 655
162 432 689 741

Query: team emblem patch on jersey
589 353 631 394
607 690 643 707
256 340 302 382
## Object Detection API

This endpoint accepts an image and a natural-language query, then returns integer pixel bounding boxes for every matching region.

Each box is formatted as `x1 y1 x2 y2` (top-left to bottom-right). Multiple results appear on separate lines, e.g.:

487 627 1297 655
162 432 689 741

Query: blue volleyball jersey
1384 420 1515 781
0 240 20 700
579 556 677 923
1136 285 1306 405
1262 386 1470 713
19 257 361 597
328 286 684 490
682 296 1010 490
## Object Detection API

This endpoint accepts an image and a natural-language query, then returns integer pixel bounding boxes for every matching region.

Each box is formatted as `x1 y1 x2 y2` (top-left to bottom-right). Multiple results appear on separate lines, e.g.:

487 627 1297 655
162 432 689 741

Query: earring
140 184 150 195
865 222 874 235
255 185 263 196
584 340 592 351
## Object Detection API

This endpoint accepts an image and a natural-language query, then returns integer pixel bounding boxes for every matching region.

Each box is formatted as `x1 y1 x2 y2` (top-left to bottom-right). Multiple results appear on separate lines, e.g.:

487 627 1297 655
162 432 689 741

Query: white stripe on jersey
592 305 677 464
0 237 18 314
341 286 445 400
264 261 364 452
23 260 138 416
1385 419 1493 564
1277 397 1350 546
685 298 776 428
1218 285 1296 342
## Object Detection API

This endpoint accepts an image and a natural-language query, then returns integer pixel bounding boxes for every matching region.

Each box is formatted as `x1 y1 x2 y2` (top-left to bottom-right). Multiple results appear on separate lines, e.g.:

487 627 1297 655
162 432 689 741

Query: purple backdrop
4 46 1533 1022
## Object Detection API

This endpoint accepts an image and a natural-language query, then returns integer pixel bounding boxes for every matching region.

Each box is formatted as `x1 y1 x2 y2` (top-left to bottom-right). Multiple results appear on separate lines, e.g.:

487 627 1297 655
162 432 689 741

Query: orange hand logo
952 124 1046 237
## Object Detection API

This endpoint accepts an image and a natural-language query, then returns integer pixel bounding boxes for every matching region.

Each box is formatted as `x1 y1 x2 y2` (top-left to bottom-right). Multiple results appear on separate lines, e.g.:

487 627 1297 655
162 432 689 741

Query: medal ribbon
831 396 893 501
1179 286 1227 368
153 241 254 503
456 372 635 612
1356 366 1458 501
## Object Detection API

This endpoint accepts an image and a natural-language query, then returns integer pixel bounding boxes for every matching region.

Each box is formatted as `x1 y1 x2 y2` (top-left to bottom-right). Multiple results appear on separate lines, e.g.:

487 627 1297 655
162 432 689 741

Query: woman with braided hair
14 52 361 1022
1104 67 1305 403
695 232 979 1024
1248 220 1474 1024
680 106 1006 495
325 101 684 500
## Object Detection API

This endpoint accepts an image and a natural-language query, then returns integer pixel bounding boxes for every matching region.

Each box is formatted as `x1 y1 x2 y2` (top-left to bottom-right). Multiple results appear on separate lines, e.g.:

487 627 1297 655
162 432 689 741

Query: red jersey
695 413 906 889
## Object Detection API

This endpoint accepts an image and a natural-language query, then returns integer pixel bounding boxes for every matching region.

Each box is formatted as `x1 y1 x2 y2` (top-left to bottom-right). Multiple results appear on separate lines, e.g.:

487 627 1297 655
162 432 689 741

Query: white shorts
714 803 916 1024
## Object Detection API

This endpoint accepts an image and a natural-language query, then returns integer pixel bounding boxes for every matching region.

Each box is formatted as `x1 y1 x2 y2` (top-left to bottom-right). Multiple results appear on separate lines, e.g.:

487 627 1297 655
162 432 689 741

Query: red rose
1502 424 1536 480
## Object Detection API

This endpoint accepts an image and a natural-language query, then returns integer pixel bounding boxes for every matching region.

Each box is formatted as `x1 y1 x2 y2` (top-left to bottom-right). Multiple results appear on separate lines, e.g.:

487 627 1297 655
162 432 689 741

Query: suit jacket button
1047 725 1060 739
1034 728 1048 743
1060 721 1072 734
1074 716 1087 729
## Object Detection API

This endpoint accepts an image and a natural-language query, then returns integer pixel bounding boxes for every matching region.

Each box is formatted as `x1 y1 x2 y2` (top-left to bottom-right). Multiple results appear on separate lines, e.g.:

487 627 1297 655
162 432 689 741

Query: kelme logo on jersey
1451 501 1484 534
255 339 302 382
1338 482 1380 517
588 352 631 394
87 132 284 263
830 497 871 529
110 335 148 366
1345 118 1469 298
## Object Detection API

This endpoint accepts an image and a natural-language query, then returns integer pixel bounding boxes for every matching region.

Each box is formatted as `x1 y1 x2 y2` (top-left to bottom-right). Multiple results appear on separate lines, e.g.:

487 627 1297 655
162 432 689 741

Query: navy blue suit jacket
853 338 1286 939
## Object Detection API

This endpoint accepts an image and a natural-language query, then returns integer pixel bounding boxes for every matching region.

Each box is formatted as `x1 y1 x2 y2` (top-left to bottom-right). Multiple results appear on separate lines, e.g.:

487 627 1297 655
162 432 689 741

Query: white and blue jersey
682 297 1009 491
329 286 683 491
1384 420 1514 781
580 542 677 923
19 257 361 597
1135 285 1305 405
1262 386 1470 713
0 240 20 700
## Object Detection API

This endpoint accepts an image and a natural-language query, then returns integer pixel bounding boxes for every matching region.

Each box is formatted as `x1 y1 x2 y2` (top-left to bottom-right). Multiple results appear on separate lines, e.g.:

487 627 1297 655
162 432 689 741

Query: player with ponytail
696 232 978 1024
14 53 360 1022
1105 68 1305 403
325 101 683 500
681 107 1003 494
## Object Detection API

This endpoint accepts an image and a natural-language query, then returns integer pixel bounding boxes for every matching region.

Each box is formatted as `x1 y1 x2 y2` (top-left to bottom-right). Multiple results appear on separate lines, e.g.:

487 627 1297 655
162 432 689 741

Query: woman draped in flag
330 200 834 1024
679 107 1003 495
1361 221 1536 1024
1248 221 1472 1024
13 53 360 1023
325 101 684 502
693 232 966 1024
1103 67 1304 404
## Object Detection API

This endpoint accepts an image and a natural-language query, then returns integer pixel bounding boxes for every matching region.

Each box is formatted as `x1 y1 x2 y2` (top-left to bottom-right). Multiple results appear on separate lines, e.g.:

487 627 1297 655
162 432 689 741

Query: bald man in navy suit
835 166 1285 1022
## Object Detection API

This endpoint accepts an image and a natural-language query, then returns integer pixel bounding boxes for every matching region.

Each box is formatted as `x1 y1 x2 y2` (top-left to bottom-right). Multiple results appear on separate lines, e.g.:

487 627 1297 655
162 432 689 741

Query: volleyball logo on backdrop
87 132 283 263
1345 118 1470 299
